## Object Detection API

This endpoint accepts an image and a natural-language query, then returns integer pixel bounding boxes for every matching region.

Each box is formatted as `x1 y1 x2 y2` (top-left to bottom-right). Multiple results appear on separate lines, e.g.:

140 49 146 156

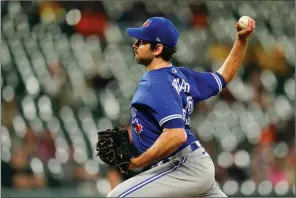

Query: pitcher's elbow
178 129 187 144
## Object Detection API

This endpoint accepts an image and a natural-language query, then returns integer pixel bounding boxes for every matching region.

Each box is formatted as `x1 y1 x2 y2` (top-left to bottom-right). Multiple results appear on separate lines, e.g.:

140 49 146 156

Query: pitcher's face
133 39 154 66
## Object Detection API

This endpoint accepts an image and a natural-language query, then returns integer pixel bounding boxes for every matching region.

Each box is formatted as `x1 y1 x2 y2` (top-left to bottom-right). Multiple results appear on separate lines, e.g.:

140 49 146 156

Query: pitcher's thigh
107 164 196 197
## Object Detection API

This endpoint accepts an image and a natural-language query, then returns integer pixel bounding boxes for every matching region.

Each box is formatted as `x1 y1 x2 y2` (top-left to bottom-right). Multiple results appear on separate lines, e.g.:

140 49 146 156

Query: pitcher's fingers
238 29 248 36
236 22 242 31
249 18 255 30
252 20 256 29
248 20 254 31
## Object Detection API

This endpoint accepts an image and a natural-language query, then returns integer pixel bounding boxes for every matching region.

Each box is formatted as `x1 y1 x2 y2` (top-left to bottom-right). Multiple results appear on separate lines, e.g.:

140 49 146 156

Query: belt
149 141 200 169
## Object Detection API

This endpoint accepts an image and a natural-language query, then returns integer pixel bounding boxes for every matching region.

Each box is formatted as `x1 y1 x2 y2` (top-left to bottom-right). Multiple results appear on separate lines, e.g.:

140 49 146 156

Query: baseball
238 16 251 29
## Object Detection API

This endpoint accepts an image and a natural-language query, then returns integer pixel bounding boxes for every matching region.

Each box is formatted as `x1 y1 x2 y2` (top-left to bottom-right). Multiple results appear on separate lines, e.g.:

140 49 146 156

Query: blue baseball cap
126 17 179 48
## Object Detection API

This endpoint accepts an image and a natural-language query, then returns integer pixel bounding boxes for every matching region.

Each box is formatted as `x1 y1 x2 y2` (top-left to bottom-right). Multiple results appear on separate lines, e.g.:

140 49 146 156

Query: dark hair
150 43 177 62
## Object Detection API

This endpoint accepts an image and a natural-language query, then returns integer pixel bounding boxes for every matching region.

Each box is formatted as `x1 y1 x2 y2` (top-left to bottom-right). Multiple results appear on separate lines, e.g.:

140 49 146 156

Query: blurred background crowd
1 0 295 197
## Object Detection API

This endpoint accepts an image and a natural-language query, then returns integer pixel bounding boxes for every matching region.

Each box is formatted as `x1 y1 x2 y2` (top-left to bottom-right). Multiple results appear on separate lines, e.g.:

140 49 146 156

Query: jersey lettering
172 78 190 94
172 77 193 128
131 107 137 118
186 96 193 115
183 96 193 127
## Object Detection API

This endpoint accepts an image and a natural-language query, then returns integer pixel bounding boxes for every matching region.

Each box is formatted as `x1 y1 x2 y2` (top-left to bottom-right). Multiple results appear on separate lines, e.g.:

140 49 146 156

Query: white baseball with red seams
239 16 251 29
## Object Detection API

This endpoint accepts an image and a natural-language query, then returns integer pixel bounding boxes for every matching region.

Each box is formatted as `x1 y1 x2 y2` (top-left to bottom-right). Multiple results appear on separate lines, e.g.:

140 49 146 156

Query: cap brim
126 28 148 41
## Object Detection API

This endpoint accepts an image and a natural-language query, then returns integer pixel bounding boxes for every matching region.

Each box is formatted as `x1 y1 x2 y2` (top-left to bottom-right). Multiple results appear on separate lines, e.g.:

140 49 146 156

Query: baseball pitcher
96 16 255 197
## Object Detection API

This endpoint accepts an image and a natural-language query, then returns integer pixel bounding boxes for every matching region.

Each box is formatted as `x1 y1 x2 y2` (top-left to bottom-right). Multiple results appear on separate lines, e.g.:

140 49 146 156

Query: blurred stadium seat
1 0 295 197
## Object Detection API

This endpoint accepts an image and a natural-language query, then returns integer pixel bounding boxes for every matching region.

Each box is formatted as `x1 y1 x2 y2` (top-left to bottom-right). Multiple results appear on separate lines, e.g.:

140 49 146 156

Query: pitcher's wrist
128 158 139 170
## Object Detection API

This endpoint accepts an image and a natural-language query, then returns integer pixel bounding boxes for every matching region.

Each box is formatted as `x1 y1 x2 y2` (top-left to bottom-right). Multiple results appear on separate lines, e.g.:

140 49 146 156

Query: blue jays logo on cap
142 19 151 27
126 17 179 48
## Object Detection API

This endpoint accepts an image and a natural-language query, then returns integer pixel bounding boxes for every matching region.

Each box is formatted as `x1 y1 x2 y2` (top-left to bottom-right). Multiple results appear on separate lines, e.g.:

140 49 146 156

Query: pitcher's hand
236 18 256 41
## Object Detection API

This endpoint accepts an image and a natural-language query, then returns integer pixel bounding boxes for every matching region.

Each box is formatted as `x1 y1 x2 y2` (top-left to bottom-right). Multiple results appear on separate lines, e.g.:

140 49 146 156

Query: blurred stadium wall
1 1 295 197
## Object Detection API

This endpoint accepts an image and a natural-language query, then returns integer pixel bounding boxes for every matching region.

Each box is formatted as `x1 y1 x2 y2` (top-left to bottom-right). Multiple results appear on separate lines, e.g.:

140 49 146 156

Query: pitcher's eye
136 39 149 46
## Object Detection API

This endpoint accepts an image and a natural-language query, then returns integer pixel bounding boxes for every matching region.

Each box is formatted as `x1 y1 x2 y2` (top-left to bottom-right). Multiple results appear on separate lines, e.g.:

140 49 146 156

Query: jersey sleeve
138 82 184 129
191 71 227 102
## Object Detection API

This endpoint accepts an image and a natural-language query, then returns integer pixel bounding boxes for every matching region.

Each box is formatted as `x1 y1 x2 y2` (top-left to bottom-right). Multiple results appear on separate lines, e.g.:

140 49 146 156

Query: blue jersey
130 66 227 160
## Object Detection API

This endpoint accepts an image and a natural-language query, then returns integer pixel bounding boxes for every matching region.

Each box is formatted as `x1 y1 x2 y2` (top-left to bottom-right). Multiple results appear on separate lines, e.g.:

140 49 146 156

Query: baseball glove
96 127 133 174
